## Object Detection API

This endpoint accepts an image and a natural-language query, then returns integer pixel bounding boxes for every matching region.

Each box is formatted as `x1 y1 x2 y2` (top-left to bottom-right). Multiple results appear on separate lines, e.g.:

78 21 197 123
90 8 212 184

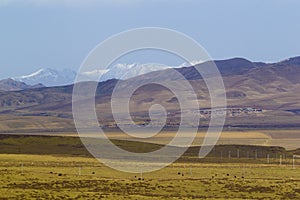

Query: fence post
279 155 282 166
293 155 295 169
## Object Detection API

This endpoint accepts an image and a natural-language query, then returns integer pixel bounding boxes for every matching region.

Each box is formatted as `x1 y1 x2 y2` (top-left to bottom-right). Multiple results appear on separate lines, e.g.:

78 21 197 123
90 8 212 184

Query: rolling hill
0 56 300 132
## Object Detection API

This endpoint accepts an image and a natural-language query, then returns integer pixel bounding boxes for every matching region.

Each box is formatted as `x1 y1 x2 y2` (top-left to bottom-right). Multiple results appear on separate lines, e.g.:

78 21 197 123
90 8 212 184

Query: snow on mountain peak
81 63 173 82
14 68 76 87
11 61 198 87
178 60 205 68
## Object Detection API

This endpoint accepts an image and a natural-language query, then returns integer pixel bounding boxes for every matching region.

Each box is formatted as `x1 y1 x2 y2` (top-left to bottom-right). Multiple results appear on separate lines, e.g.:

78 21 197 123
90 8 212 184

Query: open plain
0 134 300 199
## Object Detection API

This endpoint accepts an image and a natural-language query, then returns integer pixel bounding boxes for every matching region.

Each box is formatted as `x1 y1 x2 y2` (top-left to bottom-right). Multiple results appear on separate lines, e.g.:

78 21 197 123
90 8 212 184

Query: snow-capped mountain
13 68 77 87
82 61 204 82
99 63 172 81
10 61 204 87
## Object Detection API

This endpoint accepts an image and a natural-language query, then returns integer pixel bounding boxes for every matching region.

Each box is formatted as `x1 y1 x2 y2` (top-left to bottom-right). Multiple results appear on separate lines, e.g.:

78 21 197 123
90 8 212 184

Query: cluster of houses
198 107 263 118
100 107 264 128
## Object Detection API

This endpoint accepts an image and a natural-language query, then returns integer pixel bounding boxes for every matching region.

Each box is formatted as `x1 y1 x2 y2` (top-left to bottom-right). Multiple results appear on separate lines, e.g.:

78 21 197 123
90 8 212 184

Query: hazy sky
1 0 300 79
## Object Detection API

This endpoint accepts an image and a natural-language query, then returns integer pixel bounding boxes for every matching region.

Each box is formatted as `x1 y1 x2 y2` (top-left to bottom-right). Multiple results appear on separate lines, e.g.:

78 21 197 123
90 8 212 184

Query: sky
0 0 300 79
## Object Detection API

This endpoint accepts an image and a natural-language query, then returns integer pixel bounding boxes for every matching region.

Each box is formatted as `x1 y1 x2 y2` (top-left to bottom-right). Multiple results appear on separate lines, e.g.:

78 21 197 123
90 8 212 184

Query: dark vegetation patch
0 134 294 163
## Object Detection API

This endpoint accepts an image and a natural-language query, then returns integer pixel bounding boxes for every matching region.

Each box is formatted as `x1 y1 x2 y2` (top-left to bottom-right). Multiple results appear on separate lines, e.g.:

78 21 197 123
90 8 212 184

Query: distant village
101 107 264 128
198 107 263 118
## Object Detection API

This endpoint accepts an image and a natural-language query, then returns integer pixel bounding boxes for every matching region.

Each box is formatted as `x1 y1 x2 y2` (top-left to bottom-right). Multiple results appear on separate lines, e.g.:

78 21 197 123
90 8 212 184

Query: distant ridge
0 78 44 91
13 68 77 87
5 56 300 88
1 55 300 130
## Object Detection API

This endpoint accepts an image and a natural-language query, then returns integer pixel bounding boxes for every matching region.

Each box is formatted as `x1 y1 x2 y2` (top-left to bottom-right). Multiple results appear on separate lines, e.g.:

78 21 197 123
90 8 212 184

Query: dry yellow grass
1 153 300 199
101 130 300 150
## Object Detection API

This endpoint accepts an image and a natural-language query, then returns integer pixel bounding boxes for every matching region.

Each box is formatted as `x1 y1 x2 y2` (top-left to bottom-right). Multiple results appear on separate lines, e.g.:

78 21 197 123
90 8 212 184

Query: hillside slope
0 57 300 132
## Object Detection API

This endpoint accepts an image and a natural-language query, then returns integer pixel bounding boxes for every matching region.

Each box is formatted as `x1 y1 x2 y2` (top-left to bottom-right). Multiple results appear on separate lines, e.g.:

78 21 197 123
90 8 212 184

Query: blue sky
1 0 300 79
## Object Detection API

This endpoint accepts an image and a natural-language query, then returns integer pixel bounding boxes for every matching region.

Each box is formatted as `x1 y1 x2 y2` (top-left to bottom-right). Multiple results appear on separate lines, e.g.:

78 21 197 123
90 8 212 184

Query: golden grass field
90 129 300 150
0 134 299 199
1 154 300 199
2 128 300 150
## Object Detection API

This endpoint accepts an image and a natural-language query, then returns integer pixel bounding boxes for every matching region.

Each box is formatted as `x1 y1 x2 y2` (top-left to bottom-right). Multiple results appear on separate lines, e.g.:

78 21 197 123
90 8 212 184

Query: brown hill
1 56 300 132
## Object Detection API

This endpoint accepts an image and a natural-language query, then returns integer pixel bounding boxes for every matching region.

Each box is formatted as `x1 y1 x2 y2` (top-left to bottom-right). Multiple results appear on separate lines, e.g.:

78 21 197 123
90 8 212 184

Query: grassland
0 134 296 161
0 135 300 199
1 154 300 199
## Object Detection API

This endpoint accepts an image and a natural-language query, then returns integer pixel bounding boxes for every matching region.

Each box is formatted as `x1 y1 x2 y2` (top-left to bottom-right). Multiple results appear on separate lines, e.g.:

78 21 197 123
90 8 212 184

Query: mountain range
12 68 77 87
0 78 44 91
1 61 202 90
0 56 300 133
